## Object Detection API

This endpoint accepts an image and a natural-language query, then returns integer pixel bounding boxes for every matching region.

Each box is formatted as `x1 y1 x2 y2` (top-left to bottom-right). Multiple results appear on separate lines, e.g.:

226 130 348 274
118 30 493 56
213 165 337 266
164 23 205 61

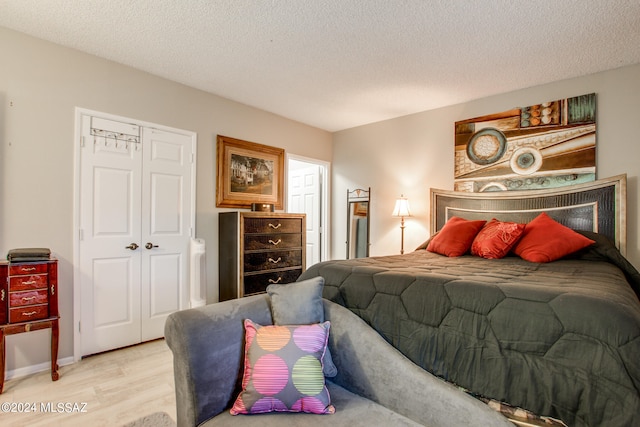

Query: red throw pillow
427 217 486 257
513 212 595 263
471 219 525 259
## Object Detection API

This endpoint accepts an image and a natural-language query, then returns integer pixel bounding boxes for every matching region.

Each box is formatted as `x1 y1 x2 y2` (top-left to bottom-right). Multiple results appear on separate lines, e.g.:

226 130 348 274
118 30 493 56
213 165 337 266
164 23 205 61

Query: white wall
0 27 332 374
332 64 640 270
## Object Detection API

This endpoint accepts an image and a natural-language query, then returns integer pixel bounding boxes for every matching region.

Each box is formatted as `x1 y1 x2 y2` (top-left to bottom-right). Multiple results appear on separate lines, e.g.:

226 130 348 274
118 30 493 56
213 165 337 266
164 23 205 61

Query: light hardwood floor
0 339 176 426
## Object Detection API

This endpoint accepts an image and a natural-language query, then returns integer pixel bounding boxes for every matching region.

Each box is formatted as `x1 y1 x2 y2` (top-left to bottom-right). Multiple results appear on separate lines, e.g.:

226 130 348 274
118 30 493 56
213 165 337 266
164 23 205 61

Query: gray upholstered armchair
165 294 513 426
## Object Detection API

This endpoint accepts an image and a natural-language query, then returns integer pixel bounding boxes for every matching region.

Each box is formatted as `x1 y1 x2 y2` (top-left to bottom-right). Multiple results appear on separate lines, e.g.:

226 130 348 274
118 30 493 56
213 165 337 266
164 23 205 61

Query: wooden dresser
219 212 306 301
0 259 59 393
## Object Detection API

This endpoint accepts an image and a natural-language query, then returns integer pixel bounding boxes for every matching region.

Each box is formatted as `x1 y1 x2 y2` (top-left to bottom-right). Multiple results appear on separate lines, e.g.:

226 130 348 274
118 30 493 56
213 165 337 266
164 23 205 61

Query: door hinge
81 136 86 147
78 322 81 333
79 229 84 241
191 153 195 164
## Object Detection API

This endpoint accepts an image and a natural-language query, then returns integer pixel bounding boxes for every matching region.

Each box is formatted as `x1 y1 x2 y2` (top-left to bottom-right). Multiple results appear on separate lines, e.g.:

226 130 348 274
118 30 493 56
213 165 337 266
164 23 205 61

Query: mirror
346 188 370 259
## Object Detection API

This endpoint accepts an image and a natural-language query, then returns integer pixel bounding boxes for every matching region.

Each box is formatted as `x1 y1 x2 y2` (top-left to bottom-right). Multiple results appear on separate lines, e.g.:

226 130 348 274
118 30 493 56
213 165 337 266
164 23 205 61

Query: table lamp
392 195 412 254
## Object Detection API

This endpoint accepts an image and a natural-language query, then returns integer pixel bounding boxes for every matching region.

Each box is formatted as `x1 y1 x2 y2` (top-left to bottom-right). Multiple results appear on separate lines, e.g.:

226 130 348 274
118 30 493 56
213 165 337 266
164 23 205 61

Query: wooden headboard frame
430 174 627 256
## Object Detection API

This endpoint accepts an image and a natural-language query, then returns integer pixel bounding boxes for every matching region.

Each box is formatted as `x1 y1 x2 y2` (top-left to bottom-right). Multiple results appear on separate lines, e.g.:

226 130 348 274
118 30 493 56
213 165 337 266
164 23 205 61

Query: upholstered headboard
430 174 627 256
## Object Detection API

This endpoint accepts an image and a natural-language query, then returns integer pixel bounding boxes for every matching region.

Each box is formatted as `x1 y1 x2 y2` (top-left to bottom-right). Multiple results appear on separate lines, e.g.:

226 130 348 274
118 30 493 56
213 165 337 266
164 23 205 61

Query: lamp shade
392 195 411 217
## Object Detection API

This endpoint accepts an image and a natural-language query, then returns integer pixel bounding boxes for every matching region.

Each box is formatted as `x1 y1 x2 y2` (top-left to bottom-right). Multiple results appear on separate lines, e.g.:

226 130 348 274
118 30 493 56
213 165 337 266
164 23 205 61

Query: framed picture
216 135 285 209
353 202 368 216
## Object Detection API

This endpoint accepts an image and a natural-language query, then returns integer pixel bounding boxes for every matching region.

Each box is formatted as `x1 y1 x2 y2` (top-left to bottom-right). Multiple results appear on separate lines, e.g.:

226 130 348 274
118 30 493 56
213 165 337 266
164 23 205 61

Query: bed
298 174 640 427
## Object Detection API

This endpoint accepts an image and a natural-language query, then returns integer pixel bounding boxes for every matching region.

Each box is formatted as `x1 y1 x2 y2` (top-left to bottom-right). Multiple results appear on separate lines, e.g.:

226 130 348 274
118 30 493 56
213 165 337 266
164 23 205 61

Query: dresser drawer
244 233 302 250
9 274 49 291
243 269 303 296
9 304 49 323
243 217 302 234
243 250 303 272
10 289 49 308
9 263 49 276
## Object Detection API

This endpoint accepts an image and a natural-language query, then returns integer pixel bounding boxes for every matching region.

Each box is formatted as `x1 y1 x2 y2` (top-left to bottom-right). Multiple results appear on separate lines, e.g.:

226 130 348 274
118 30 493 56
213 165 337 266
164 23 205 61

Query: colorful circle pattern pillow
230 319 335 415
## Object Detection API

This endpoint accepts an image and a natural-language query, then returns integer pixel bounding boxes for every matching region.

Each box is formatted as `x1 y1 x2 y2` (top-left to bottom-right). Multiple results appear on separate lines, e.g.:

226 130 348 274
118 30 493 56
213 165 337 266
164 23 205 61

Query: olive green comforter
298 233 640 427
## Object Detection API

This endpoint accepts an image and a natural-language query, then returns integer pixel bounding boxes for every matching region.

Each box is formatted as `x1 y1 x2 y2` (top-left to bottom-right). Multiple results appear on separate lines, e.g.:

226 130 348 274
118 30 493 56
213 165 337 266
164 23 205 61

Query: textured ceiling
2 0 640 132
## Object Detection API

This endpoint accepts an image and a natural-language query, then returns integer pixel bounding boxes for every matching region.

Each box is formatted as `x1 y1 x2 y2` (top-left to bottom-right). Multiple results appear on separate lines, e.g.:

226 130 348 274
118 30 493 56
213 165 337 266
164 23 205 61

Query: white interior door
78 113 194 356
288 161 322 267
141 128 192 340
79 116 143 355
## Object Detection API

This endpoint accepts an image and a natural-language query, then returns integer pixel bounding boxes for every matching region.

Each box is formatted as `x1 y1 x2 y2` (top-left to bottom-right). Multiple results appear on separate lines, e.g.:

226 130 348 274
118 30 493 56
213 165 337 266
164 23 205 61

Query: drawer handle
22 296 37 302
1 289 4 301
22 280 37 285
268 257 282 264
51 284 55 295
269 239 282 246
268 223 282 229
20 267 37 272
268 277 282 284
22 311 38 317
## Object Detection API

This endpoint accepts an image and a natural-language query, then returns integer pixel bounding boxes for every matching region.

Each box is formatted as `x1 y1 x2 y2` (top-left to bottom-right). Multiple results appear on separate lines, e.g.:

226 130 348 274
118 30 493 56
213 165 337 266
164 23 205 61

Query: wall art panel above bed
454 93 596 192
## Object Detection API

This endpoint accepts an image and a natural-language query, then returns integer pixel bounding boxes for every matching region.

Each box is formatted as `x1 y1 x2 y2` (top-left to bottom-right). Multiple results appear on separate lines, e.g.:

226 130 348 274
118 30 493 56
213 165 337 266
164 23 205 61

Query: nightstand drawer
10 289 49 308
243 269 303 296
244 233 302 250
243 250 303 272
9 264 48 276
10 274 49 291
9 304 49 323
243 217 303 234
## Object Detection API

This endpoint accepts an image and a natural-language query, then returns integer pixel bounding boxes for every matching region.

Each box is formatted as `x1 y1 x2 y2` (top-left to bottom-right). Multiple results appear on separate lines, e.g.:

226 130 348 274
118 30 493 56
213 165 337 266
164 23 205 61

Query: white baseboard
5 356 75 381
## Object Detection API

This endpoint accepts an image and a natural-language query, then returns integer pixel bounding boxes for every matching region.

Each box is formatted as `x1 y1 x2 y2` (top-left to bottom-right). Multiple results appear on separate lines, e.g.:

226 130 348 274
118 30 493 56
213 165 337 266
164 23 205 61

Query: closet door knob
145 242 159 250
125 243 139 250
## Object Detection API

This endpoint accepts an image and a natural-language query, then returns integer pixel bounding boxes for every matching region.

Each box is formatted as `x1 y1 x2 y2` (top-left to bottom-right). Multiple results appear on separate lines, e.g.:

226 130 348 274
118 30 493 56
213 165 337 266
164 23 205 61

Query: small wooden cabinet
0 259 59 393
219 212 306 301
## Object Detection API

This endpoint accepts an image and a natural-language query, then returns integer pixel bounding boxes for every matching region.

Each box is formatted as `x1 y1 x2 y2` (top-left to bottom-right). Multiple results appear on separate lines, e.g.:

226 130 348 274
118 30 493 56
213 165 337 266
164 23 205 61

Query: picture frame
216 135 285 209
353 202 368 216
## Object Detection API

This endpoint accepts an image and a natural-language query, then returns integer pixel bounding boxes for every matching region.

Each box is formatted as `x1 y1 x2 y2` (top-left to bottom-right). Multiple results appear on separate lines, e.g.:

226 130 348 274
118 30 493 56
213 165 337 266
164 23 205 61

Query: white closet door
140 128 193 341
79 116 143 355
79 114 194 356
